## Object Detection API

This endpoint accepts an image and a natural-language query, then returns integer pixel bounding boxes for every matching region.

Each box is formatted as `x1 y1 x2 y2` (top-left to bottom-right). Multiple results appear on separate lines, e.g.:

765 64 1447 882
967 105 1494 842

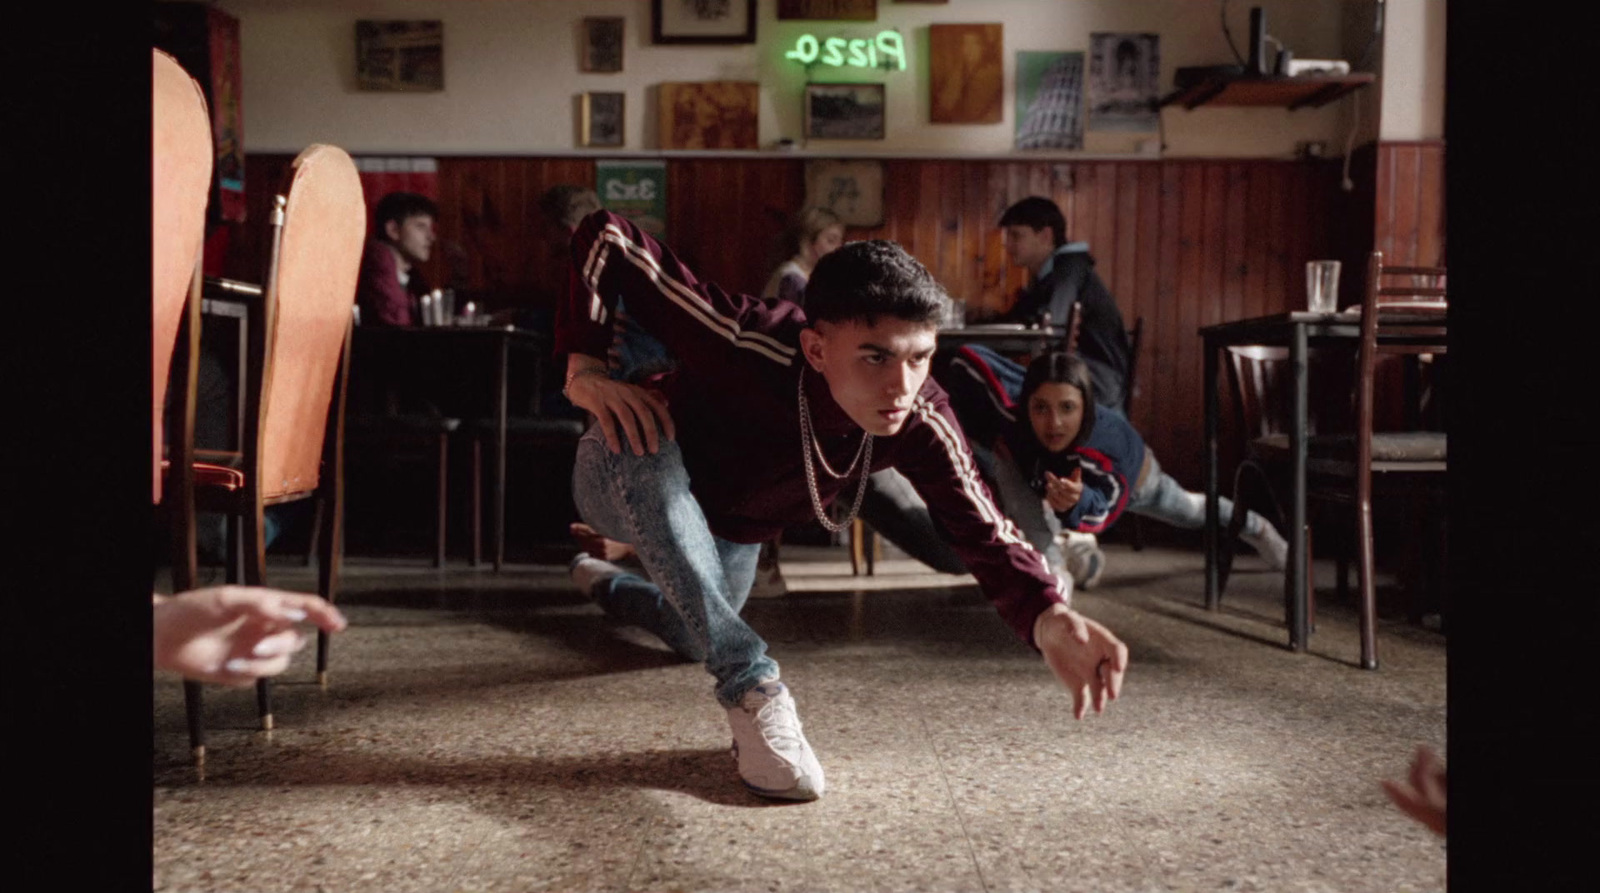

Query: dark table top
1200 306 1447 342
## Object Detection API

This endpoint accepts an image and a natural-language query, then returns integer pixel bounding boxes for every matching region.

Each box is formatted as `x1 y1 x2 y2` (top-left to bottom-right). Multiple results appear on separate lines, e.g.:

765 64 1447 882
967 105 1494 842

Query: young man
997 196 1132 411
356 191 438 327
557 210 1128 802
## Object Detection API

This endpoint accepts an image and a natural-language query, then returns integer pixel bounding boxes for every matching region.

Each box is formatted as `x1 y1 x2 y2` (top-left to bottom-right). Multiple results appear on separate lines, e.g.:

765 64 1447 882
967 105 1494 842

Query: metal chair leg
435 432 449 569
183 680 206 765
303 496 324 568
471 439 482 568
316 477 342 689
1306 524 1316 634
255 677 274 731
1357 496 1378 670
850 518 864 577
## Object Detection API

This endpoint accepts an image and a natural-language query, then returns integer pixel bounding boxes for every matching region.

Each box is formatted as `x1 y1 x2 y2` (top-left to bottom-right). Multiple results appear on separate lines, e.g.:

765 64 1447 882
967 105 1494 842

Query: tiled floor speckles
155 545 1445 892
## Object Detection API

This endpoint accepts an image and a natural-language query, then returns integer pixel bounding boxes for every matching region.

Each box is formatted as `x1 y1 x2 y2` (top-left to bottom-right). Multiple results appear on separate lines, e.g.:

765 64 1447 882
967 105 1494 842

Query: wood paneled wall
1373 141 1446 267
233 154 1355 490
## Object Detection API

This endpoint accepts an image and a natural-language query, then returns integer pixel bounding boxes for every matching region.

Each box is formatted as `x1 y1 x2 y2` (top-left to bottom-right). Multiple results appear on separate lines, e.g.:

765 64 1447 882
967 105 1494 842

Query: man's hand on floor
1034 603 1128 720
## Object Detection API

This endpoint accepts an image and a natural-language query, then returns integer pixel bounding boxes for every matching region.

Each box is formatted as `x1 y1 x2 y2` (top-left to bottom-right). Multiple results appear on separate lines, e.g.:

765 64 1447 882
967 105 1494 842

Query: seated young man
995 196 1131 412
557 210 1128 802
356 191 438 327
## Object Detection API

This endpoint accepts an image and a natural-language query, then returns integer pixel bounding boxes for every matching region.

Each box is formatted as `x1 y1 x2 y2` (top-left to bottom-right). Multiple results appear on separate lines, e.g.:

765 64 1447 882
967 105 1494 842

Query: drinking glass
1306 260 1341 313
943 299 966 329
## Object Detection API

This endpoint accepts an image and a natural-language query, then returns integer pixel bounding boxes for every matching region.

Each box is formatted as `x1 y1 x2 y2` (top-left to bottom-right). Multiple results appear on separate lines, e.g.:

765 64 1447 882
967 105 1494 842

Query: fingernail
224 659 251 674
253 639 285 658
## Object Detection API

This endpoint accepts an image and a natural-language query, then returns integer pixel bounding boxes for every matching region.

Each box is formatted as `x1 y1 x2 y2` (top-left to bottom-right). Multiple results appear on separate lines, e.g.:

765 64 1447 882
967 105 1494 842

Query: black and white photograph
804 82 886 140
1015 51 1085 150
581 17 623 73
651 0 757 45
804 158 884 226
581 91 625 147
1087 32 1159 131
355 20 444 91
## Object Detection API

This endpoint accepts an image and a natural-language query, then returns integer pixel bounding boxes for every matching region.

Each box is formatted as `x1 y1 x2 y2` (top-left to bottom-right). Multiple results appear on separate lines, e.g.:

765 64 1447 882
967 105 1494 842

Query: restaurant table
1199 308 1448 654
936 323 1067 356
348 325 551 571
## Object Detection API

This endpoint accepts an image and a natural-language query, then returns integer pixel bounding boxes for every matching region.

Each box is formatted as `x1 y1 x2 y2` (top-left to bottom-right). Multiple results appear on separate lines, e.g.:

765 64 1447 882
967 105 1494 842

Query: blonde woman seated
761 207 845 307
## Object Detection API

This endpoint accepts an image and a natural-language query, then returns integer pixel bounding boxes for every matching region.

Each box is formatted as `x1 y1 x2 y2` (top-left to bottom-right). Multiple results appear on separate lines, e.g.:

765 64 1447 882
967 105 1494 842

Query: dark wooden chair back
152 48 213 503
1123 317 1143 416
1062 300 1084 355
1357 251 1448 471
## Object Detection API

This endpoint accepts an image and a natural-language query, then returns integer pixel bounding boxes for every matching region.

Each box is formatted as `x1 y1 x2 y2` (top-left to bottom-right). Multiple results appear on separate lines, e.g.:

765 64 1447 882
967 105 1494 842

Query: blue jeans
571 425 777 708
855 449 1268 575
1126 451 1263 536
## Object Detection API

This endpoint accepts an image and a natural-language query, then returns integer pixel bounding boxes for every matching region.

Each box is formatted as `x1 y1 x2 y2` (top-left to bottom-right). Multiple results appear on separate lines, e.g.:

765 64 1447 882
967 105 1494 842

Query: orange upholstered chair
152 47 211 518
170 144 367 762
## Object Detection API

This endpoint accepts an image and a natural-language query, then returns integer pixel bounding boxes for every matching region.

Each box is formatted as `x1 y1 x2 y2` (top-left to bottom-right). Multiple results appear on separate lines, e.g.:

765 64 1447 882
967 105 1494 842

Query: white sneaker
726 681 825 800
1064 540 1106 589
746 565 789 599
569 553 625 597
1060 531 1105 589
1240 521 1288 571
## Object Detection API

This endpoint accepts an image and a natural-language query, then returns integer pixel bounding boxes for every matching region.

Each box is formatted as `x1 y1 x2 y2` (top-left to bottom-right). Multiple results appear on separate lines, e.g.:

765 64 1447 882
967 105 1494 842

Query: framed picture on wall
581 92 626 147
355 20 444 91
804 159 884 227
805 83 886 140
651 0 757 45
581 17 624 73
928 23 1004 123
658 82 759 149
778 0 877 20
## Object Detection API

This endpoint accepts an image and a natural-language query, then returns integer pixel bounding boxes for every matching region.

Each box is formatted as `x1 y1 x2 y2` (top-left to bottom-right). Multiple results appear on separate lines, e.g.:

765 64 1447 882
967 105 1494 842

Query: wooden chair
1336 251 1447 667
1222 345 1330 624
1122 317 1147 550
153 46 211 599
169 144 367 761
340 327 466 568
1223 254 1446 668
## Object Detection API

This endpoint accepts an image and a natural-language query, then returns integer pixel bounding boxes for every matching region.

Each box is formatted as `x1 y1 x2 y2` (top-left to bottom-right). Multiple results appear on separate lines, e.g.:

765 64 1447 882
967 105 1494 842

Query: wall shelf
1160 73 1375 111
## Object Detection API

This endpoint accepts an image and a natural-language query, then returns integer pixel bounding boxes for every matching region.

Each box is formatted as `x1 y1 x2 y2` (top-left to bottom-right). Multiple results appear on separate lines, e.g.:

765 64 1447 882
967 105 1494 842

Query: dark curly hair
803 239 948 328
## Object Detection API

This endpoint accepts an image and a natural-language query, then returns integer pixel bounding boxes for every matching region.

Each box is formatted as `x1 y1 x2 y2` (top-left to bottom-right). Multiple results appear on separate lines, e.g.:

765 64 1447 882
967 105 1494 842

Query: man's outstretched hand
1034 603 1128 720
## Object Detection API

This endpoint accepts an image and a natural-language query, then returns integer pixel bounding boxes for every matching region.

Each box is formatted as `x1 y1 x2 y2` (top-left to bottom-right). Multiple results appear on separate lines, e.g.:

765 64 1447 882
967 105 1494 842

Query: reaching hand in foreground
153 587 348 686
1381 745 1447 836
1033 603 1128 720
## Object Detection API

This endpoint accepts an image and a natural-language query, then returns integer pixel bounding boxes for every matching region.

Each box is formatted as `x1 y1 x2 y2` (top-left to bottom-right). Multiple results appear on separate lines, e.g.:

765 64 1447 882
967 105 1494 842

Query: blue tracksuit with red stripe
946 344 1147 534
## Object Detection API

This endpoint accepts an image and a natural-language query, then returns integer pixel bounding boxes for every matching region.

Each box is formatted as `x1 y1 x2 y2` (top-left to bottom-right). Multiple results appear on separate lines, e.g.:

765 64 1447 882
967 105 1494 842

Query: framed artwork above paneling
652 0 757 45
804 159 883 226
929 23 1003 124
778 0 877 20
581 17 624 72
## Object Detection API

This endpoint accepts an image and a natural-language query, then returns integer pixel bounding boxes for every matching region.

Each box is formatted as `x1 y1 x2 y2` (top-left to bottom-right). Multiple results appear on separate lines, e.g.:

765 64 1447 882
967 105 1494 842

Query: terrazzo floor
153 542 1447 893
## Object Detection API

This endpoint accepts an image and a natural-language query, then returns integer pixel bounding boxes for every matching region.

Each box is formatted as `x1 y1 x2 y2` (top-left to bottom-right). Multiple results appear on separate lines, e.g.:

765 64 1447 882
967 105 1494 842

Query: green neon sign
784 30 906 72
